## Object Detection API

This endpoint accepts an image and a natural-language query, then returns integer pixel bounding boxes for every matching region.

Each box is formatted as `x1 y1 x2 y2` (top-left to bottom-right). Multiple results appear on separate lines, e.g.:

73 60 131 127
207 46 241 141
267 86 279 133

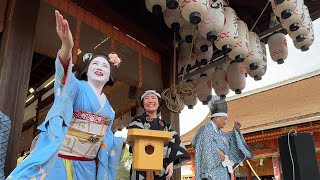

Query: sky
116 19 320 137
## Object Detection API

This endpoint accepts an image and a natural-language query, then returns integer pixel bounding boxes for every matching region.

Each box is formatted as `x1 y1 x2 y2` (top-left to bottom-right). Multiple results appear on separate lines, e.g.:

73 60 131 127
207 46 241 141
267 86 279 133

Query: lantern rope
250 1 270 31
162 19 237 112
180 25 197 84
162 25 198 112
162 32 185 113
162 27 230 112
246 160 262 180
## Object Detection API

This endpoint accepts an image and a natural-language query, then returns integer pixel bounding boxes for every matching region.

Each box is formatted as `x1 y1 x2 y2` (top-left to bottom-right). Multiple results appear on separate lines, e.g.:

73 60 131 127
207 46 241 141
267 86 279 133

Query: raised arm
55 10 73 66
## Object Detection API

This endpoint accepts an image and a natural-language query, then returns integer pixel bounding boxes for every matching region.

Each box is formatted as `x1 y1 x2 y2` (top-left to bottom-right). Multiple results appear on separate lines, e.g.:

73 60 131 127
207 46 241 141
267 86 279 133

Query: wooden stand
127 128 172 171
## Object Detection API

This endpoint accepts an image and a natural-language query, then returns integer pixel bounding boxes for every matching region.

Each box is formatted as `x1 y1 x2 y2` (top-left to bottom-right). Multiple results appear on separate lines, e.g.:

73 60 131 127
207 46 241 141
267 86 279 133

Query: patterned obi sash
59 111 110 160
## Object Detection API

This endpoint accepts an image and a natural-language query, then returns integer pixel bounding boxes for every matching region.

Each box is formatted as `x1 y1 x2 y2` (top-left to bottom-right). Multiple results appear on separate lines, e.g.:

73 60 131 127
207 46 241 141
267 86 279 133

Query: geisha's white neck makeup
87 56 110 94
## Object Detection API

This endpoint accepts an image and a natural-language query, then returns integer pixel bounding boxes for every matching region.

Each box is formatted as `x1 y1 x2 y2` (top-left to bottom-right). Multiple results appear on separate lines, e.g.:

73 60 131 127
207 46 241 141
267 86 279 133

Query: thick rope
161 29 228 112
246 160 262 180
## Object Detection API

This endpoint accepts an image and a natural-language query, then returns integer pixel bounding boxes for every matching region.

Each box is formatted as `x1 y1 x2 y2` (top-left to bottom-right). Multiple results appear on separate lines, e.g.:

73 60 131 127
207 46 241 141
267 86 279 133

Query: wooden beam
33 96 42 138
37 93 54 111
0 0 40 175
47 0 161 63
179 52 225 80
71 0 168 54
25 83 54 108
0 0 8 32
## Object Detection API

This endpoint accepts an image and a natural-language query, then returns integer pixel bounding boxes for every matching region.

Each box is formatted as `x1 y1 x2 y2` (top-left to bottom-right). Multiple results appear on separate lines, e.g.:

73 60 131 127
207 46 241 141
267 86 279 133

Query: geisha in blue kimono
192 97 253 180
6 10 124 180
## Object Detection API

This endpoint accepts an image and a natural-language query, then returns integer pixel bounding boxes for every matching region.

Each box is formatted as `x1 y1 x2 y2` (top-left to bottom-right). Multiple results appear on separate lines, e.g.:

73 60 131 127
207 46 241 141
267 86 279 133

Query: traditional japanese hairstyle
75 52 121 86
140 90 163 114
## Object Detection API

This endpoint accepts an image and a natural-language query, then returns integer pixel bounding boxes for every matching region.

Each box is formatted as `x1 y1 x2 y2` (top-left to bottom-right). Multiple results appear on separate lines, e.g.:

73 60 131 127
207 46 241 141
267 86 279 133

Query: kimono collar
141 112 159 122
210 121 219 134
141 112 166 127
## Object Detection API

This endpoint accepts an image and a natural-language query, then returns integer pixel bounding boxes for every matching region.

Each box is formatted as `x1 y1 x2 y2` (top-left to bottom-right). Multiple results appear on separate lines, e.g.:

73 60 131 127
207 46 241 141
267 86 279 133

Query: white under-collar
210 121 219 134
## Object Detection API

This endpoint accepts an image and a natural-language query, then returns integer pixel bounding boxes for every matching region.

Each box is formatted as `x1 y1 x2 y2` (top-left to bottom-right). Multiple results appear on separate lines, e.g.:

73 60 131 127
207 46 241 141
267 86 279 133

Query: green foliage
116 146 132 180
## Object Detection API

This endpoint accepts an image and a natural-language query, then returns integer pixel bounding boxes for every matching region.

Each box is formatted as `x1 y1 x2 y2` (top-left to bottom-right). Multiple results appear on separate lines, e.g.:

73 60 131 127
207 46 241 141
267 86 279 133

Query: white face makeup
87 56 111 86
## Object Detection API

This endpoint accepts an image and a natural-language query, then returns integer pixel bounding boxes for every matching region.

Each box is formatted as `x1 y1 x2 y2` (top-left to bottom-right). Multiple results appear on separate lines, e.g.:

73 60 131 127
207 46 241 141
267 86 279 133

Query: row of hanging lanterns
292 5 314 51
145 0 315 105
271 0 314 51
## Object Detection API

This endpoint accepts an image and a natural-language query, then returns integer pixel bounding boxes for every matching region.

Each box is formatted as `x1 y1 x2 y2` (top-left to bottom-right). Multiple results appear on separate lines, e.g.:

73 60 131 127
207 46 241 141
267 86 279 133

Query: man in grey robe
192 97 253 180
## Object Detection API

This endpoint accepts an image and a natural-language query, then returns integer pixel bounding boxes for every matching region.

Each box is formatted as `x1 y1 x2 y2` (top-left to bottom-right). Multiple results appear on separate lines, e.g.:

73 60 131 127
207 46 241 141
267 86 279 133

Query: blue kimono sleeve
38 52 80 131
6 52 80 180
97 119 125 180
227 128 253 164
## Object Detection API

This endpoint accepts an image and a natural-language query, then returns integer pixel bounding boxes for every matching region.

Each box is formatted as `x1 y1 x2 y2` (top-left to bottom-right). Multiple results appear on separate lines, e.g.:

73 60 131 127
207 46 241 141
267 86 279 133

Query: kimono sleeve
128 116 144 129
37 52 80 131
227 128 253 164
53 52 79 96
165 123 190 169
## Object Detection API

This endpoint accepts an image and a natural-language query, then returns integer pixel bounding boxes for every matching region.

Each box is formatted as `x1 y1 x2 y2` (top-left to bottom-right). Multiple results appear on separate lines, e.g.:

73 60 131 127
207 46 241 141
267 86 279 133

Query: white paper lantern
145 0 167 15
288 5 312 42
214 7 238 53
179 22 197 43
270 0 297 19
267 32 288 64
247 42 267 80
198 0 224 42
280 0 304 32
243 31 263 70
179 40 196 71
212 67 230 98
166 0 180 10
196 45 214 66
180 0 209 25
195 33 212 52
183 79 198 109
293 24 314 51
228 20 250 62
163 8 186 32
196 73 212 105
227 61 246 94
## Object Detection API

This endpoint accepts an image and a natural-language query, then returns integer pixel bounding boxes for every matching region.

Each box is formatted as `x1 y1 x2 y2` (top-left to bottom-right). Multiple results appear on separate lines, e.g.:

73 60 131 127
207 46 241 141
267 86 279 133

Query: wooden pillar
272 156 282 180
160 34 181 180
0 0 40 175
161 104 181 179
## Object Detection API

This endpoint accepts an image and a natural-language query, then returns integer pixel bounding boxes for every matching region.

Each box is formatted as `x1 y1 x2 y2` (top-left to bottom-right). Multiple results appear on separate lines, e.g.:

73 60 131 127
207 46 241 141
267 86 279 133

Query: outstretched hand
55 10 73 61
234 120 241 130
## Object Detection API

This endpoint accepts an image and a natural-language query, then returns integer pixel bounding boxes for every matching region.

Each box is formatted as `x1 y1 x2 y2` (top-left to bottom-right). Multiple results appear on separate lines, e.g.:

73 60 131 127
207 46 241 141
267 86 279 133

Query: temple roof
181 71 320 145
